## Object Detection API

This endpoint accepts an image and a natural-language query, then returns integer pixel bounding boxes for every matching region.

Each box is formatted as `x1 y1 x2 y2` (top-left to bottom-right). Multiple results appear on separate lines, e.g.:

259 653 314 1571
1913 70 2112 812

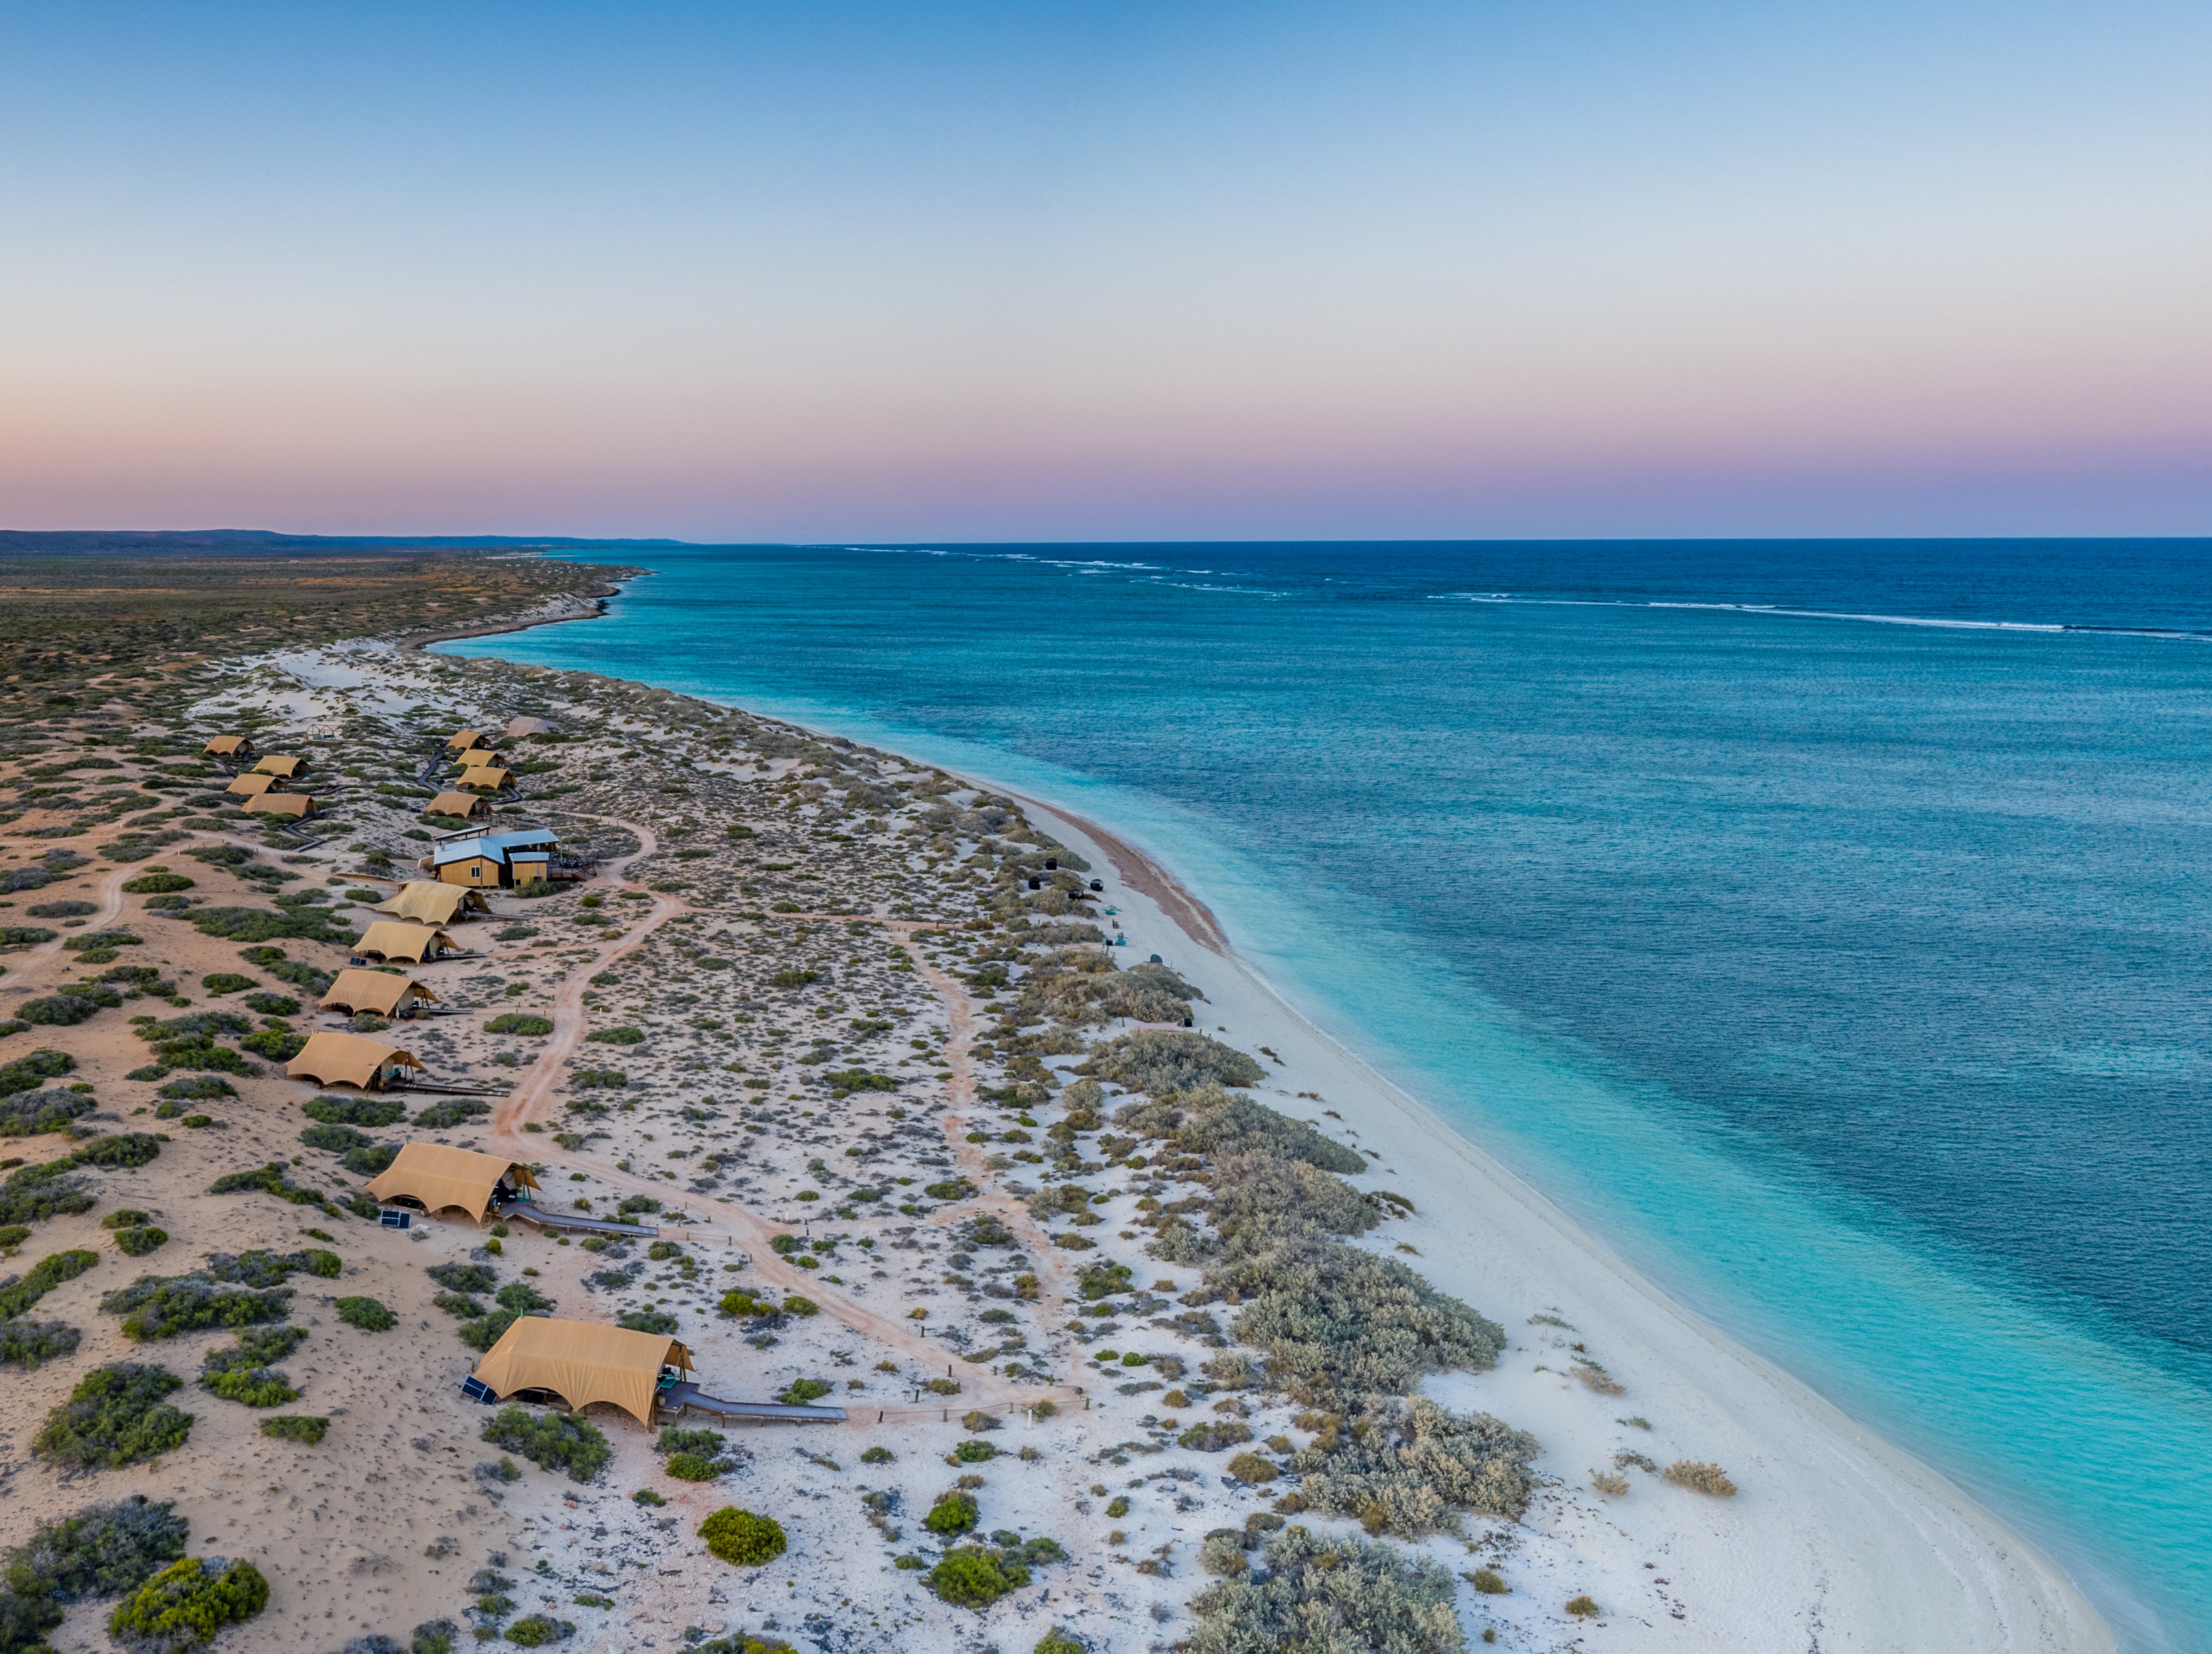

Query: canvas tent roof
287 1030 425 1088
253 753 307 776
471 1315 693 1427
354 921 456 962
427 791 490 818
430 829 557 869
202 735 253 755
373 881 488 924
367 1143 543 1225
225 773 278 796
452 749 502 768
459 766 513 790
318 968 439 1016
245 793 315 818
505 717 554 738
447 730 490 750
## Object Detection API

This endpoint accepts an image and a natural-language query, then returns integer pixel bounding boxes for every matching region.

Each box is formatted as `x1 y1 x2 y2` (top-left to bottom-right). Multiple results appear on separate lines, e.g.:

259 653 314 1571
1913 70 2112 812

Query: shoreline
423 594 2115 1647
393 575 639 652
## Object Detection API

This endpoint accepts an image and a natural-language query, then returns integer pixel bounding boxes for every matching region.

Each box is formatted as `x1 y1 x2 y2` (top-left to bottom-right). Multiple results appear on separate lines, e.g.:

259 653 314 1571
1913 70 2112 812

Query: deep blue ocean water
441 540 2212 1650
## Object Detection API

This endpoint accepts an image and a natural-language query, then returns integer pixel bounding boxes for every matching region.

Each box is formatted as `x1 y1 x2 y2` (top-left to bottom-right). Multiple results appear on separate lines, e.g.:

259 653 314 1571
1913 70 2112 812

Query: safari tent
505 717 554 739
353 920 458 963
452 748 502 770
253 753 308 777
368 1143 543 1225
459 766 514 791
286 1030 425 1090
244 793 317 819
225 773 279 798
447 730 491 751
470 1315 694 1427
372 881 489 925
202 735 254 756
426 791 491 820
318 968 439 1017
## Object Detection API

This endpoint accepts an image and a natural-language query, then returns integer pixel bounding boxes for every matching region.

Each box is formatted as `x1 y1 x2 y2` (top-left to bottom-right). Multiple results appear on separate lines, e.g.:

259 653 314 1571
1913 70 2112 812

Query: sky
0 0 2207 541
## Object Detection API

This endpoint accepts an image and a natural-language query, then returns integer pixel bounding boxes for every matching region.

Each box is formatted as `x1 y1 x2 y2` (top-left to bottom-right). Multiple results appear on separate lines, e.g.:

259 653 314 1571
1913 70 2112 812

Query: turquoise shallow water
441 540 2212 1650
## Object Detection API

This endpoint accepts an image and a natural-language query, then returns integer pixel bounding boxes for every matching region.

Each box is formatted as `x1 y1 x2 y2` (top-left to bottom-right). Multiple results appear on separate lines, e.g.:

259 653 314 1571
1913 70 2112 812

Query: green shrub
34 1364 193 1469
300 1093 407 1127
459 1309 518 1353
1188 1526 1460 1654
1083 1030 1263 1094
1565 1593 1601 1618
24 899 98 917
257 1414 328 1444
301 1122 374 1154
200 1326 306 1406
157 1076 235 1101
0 1048 77 1098
616 1309 678 1335
585 1026 645 1046
0 1318 81 1368
427 1263 499 1295
1663 1460 1737 1496
101 1276 291 1341
336 1296 396 1331
189 905 350 944
664 1452 719 1482
482 1406 610 1483
0 1160 95 1226
1224 1452 1279 1485
950 1439 995 1464
858 1446 893 1464
781 1295 818 1318
240 992 299 1016
630 1489 666 1507
113 1226 168 1257
616 1195 662 1215
698 1508 785 1567
121 874 194 895
496 1282 554 1316
502 1614 575 1646
411 1099 489 1130
0 1247 98 1319
240 1028 307 1061
1468 1566 1508 1595
769 970 817 990
341 1145 399 1176
777 1378 832 1405
17 989 123 1027
923 1180 973 1201
926 1546 1029 1609
485 1014 555 1036
107 1555 269 1651
922 1492 978 1536
409 1618 458 1654
569 1069 626 1089
1 1494 188 1608
0 1085 95 1135
1034 1631 1087 1654
199 974 255 996
70 1133 163 1170
1290 1396 1538 1534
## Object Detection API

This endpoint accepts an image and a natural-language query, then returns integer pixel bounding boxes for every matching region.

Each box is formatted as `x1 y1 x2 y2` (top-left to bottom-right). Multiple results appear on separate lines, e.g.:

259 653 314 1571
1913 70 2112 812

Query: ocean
438 539 2212 1651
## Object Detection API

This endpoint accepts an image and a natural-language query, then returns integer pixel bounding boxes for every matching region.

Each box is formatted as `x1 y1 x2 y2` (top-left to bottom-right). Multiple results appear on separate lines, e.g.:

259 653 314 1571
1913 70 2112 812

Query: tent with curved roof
253 753 309 777
226 772 278 797
367 1142 542 1224
426 791 491 819
452 748 502 770
286 1030 425 1089
447 729 490 751
245 792 317 819
318 968 439 1017
470 1315 693 1427
354 921 457 963
372 881 489 924
202 735 254 756
459 766 514 791
505 717 555 738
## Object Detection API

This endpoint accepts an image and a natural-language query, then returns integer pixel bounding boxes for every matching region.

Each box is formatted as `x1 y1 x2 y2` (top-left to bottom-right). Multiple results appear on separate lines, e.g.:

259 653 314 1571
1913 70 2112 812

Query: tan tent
367 1142 541 1223
226 773 279 797
460 766 514 791
471 1315 693 1427
372 881 489 924
286 1030 425 1089
202 735 254 756
354 920 457 963
426 791 491 819
245 793 316 819
253 753 308 777
447 730 490 751
506 717 554 739
452 748 502 770
318 968 439 1017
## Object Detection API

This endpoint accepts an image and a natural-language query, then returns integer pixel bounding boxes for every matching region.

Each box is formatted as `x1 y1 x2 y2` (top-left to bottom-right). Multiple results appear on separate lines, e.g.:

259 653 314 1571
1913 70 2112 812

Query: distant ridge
0 528 686 554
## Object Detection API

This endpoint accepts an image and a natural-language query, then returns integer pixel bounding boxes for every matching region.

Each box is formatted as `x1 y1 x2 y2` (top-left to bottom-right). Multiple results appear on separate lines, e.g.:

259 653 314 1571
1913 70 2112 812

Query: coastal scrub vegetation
0 1495 190 1652
1187 1526 1463 1654
482 1406 611 1483
33 1364 194 1470
698 1509 786 1567
106 1554 270 1652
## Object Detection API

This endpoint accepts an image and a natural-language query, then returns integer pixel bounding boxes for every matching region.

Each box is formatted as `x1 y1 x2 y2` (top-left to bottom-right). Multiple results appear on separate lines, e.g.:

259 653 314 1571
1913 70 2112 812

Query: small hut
245 793 317 819
225 773 279 798
447 730 491 751
459 766 514 792
353 920 458 963
367 1143 542 1224
505 717 555 740
452 748 503 771
372 881 490 925
286 1030 425 1090
253 753 309 778
469 1316 693 1428
202 735 254 757
426 791 492 820
318 968 440 1018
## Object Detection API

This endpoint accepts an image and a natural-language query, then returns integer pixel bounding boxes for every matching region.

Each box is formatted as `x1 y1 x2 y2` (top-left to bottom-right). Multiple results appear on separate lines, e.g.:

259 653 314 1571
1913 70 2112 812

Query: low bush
482 1406 610 1483
1 1494 188 1608
0 1318 81 1367
17 988 123 1027
113 1226 169 1257
1468 1566 1508 1594
1034 1631 1087 1654
485 1014 555 1036
200 1326 306 1406
698 1509 786 1567
1290 1396 1538 1535
585 1026 645 1046
923 1492 978 1536
1082 1030 1263 1094
335 1296 396 1331
426 1263 499 1295
258 1414 328 1444
157 1076 235 1101
34 1364 193 1469
459 1309 518 1353
341 1145 399 1176
301 1123 373 1154
1565 1593 1601 1618
777 1378 832 1405
502 1614 576 1646
24 899 99 917
1177 1419 1252 1454
410 1099 489 1130
120 874 194 895
240 992 299 1017
0 1160 95 1227
1663 1460 1737 1496
1224 1453 1279 1485
616 1309 678 1335
101 1276 292 1341
199 974 255 996
107 1555 268 1652
239 1028 307 1061
569 1069 626 1089
1188 1526 1460 1654
302 1095 408 1127
0 1085 95 1135
664 1452 720 1482
0 1248 98 1319
927 1546 1029 1609
0 1048 77 1099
